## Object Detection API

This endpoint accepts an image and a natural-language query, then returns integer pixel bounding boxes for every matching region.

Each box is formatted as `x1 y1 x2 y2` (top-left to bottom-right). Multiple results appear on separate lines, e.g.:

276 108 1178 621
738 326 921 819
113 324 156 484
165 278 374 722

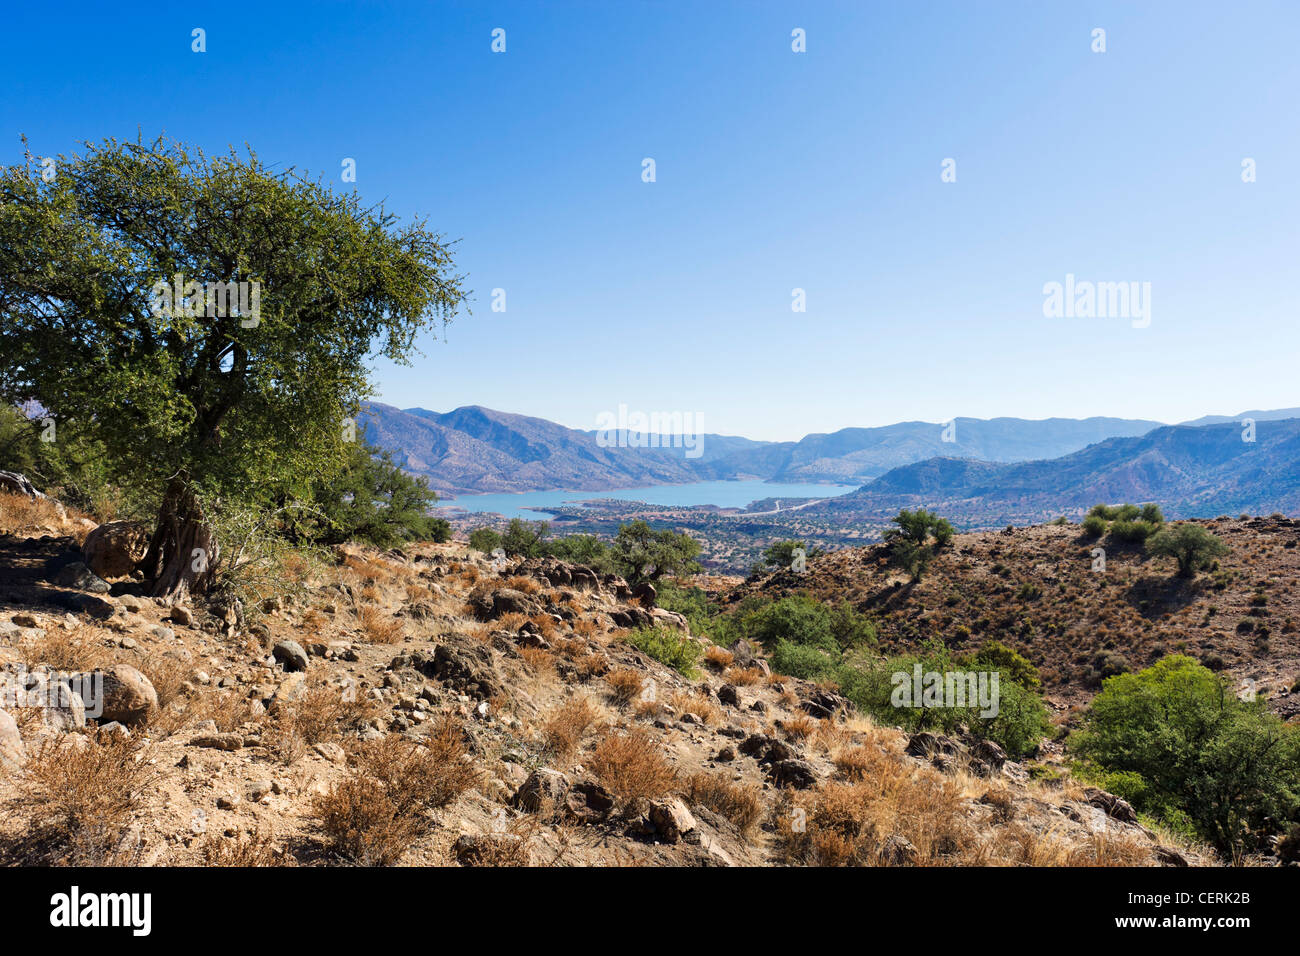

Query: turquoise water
436 479 857 520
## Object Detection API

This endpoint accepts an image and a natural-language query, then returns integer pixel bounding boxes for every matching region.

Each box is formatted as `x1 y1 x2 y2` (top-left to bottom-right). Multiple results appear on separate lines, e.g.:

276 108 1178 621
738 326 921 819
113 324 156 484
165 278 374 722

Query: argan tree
1145 523 1230 578
0 136 464 600
884 507 954 582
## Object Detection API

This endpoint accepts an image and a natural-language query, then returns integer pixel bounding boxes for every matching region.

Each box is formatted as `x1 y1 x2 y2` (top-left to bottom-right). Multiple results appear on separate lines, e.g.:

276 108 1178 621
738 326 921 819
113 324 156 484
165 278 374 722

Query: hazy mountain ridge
806 419 1300 526
360 404 1198 496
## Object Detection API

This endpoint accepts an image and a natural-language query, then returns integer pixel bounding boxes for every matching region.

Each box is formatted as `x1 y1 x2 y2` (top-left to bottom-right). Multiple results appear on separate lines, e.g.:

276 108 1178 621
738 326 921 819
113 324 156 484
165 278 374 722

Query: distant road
728 498 828 517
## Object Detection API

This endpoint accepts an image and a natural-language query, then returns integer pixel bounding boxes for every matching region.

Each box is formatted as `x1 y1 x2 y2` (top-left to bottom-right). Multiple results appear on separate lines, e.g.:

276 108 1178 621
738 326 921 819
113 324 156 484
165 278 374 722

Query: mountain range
359 402 1300 499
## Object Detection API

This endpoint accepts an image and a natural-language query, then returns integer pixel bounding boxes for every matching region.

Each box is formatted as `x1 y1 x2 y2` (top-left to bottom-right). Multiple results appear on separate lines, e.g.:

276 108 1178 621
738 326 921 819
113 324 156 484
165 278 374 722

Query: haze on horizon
6 0 1297 441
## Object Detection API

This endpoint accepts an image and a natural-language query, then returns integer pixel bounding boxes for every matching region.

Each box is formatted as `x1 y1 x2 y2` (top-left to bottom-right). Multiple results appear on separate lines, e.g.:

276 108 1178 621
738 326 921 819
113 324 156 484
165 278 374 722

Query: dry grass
504 575 542 595
519 646 555 676
589 728 677 803
19 623 107 673
605 667 644 705
780 714 818 742
723 665 763 687
312 715 477 865
669 689 721 726
200 830 292 866
3 733 157 865
541 696 601 760
265 680 377 763
343 554 392 584
704 646 734 669
685 772 763 834
357 604 404 644
0 491 72 534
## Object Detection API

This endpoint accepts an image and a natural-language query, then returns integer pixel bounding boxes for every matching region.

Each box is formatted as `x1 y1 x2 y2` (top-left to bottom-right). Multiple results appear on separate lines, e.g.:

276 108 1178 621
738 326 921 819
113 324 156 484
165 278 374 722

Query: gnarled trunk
141 478 218 604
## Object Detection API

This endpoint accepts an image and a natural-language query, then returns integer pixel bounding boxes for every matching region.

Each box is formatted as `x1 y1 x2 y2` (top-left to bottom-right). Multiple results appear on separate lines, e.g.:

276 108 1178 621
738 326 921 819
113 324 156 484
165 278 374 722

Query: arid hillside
0 492 1206 867
731 516 1300 718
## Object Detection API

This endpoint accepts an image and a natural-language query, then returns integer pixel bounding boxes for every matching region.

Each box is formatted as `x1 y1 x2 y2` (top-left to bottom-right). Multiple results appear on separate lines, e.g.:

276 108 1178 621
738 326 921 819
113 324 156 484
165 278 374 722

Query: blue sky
3 1 1297 440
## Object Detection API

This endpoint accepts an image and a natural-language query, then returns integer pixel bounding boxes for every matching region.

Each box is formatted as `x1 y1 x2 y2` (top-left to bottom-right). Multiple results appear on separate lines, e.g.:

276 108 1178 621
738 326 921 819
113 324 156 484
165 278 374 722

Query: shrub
1146 524 1231 578
610 520 701 582
685 772 763 833
605 667 645 704
468 527 502 554
542 697 600 759
623 626 702 677
1081 515 1108 538
770 640 837 680
590 728 677 801
884 508 954 581
1071 655 1300 854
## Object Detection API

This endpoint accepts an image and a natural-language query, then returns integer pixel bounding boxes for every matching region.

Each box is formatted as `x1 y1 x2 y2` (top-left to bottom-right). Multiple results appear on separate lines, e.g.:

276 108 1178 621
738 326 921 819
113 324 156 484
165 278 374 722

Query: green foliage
0 136 464 593
610 520 701 583
761 539 823 569
746 596 838 653
1146 523 1231 578
1080 514 1108 538
1071 655 1300 853
971 639 1041 690
623 626 702 677
298 440 446 548
770 640 838 680
884 508 954 581
467 527 502 555
1109 518 1160 543
500 518 549 558
544 533 614 573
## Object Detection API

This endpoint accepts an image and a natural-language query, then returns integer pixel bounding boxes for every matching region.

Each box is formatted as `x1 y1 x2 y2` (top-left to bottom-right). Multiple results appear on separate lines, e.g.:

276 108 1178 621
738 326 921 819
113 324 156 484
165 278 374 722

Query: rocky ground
0 492 1210 867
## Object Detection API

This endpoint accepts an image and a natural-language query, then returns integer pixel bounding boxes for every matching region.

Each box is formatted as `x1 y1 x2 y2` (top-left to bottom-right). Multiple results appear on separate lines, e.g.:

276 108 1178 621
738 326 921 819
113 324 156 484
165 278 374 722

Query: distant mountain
1177 408 1300 428
361 403 1300 500
804 419 1300 527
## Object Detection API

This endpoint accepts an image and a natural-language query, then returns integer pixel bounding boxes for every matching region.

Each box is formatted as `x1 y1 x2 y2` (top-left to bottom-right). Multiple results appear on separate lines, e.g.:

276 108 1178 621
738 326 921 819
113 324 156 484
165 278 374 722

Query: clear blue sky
3 1 1297 440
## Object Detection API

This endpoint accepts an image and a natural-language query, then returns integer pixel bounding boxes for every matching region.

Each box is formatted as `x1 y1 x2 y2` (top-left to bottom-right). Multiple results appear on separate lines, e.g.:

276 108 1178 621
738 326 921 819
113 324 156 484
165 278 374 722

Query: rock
248 780 274 801
513 768 570 812
81 521 149 579
25 676 86 731
190 733 244 751
564 781 615 824
0 709 24 767
631 581 657 607
169 606 193 626
313 742 345 763
272 640 309 673
648 798 697 844
490 589 537 618
904 732 960 760
0 470 44 499
216 795 239 810
1154 845 1189 867
53 561 110 593
968 738 1008 776
10 613 40 628
717 684 742 707
91 664 158 727
715 746 736 762
1083 786 1139 824
800 688 852 720
769 758 818 790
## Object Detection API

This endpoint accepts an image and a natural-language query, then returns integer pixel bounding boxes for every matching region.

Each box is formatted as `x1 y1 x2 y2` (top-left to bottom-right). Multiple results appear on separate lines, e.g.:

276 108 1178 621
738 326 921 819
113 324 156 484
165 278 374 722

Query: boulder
1083 786 1139 824
564 781 615 824
648 798 697 843
0 709 24 767
81 521 149 579
769 758 818 790
53 561 110 593
513 768 570 812
272 640 309 673
90 664 158 727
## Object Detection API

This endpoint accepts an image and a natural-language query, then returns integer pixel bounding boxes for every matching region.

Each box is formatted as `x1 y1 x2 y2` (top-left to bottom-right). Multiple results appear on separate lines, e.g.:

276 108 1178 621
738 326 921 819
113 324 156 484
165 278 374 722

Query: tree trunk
141 479 218 604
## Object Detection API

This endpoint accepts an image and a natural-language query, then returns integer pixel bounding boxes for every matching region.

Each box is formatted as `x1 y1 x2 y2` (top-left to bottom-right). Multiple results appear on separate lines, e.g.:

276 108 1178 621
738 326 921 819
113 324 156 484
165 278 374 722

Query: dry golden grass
504 575 541 595
605 668 644 705
200 830 292 866
685 772 763 834
541 697 601 760
180 687 258 734
265 680 377 764
5 733 157 865
495 612 529 632
138 651 193 710
405 583 432 603
312 715 477 865
519 646 555 676
0 491 72 534
527 613 559 640
590 728 677 802
704 646 734 669
343 554 392 584
669 689 721 726
19 623 107 673
357 604 403 644
723 666 763 687
571 616 600 638
780 714 818 742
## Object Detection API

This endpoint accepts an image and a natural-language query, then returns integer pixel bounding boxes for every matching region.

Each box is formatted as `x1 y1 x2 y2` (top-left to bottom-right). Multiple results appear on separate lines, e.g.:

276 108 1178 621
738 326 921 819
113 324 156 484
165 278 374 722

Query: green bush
1109 518 1160 543
467 527 502 554
971 639 1041 690
745 596 837 653
624 626 702 677
1081 514 1108 537
770 640 838 680
1146 523 1231 578
1071 654 1300 854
